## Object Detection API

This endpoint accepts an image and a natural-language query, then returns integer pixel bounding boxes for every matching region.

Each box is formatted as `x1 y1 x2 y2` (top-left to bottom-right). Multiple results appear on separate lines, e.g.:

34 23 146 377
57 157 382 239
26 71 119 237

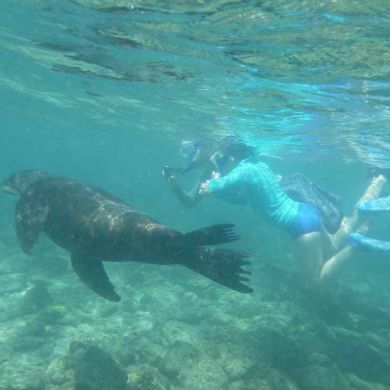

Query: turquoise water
1 1 390 389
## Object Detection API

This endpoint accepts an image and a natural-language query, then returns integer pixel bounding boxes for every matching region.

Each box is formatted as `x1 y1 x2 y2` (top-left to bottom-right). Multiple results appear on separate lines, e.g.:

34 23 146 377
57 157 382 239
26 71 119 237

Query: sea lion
1 170 252 301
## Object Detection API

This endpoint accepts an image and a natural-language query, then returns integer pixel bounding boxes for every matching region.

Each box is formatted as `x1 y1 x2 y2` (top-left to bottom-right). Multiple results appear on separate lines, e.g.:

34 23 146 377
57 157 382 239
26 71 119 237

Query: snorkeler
163 138 343 235
197 153 387 287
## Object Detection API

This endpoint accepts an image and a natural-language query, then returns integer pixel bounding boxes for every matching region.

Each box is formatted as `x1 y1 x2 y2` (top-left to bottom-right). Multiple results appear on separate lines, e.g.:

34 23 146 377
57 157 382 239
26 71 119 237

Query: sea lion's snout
0 180 18 194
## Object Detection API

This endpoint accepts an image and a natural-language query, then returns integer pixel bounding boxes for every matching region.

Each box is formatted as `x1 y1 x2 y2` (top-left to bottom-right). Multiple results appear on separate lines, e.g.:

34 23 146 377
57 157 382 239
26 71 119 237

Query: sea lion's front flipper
15 193 49 254
71 251 121 302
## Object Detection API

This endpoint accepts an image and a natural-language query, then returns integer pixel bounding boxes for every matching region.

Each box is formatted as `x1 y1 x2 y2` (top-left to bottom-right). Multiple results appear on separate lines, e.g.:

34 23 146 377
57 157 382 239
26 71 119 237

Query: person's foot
349 232 390 252
368 166 390 180
357 195 390 213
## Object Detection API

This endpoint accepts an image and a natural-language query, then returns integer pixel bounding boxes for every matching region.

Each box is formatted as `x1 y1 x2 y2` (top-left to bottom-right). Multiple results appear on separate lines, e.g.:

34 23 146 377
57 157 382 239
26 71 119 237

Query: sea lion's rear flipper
71 251 121 302
183 224 240 246
183 247 253 293
15 193 49 254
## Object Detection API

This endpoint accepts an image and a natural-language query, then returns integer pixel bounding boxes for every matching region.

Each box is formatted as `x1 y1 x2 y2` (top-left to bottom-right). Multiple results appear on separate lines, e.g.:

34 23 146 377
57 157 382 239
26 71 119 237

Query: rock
12 335 46 352
160 341 200 378
127 364 169 390
1 354 45 390
330 329 390 384
291 353 349 390
230 362 298 390
0 273 27 294
18 318 46 338
124 337 167 366
212 334 259 381
160 320 200 347
12 305 67 353
161 341 228 389
35 305 67 325
178 356 228 390
43 357 75 390
69 341 129 390
345 373 388 390
19 282 53 315
255 327 308 371
220 353 254 381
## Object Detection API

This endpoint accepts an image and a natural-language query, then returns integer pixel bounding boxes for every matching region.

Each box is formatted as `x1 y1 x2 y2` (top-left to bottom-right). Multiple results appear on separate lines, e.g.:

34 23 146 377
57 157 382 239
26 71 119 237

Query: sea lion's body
2 170 251 301
28 177 182 264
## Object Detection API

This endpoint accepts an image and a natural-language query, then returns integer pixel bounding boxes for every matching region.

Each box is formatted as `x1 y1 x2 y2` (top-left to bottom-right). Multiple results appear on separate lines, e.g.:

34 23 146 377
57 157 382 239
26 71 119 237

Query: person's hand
199 180 210 195
162 166 175 182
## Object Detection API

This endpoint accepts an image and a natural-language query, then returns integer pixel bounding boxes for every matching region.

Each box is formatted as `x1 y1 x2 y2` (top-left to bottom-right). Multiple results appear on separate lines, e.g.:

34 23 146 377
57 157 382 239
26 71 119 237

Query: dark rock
20 282 53 315
69 341 129 390
35 305 67 325
255 327 308 371
12 336 46 352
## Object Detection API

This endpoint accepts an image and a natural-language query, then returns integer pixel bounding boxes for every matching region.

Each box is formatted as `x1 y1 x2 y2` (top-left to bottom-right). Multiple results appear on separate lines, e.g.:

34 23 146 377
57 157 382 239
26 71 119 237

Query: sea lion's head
1 170 49 195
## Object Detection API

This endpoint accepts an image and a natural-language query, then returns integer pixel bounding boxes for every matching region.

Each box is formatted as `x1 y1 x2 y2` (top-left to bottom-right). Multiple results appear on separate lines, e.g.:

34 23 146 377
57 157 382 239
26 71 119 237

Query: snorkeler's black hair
220 137 255 161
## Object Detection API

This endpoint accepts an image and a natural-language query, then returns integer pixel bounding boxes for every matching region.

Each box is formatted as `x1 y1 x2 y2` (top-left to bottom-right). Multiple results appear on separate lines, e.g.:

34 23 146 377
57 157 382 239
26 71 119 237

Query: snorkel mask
180 140 203 166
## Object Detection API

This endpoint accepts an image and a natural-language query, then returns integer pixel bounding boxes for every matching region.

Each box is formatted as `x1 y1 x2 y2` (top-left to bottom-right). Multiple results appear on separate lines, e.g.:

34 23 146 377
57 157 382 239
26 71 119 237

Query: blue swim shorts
287 202 321 238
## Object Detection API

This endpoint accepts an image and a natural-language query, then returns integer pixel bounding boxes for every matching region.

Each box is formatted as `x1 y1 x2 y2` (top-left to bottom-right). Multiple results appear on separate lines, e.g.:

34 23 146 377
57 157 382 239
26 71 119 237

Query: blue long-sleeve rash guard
208 160 299 229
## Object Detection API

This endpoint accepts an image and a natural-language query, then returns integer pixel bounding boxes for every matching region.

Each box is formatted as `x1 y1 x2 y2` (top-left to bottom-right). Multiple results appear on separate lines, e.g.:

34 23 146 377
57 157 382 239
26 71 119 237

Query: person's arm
163 168 206 208
162 166 186 176
207 165 244 194
170 177 203 207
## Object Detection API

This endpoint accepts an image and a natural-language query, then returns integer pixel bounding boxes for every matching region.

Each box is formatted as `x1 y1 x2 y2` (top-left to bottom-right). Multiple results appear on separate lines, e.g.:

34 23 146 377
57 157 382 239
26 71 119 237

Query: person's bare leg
294 175 386 288
294 231 323 286
318 246 356 285
296 175 387 287
325 174 387 253
319 214 373 285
